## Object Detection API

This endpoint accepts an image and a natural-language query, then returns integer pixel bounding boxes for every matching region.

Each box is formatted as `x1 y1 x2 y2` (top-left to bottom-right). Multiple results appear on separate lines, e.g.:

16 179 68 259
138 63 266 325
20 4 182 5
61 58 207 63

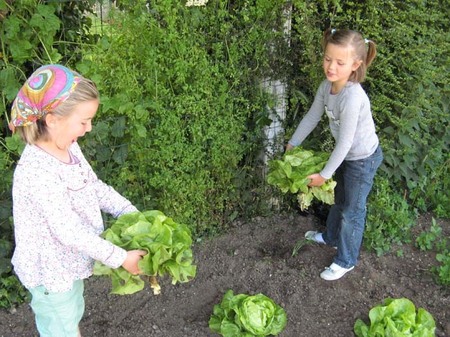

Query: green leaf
218 320 242 337
111 117 126 138
9 40 34 62
5 135 25 153
354 298 436 337
0 68 21 101
354 318 369 337
208 315 223 333
112 144 128 164
209 290 287 337
110 270 144 295
34 4 60 33
122 220 152 237
311 185 334 205
415 308 436 331
134 124 147 138
95 210 196 294
267 147 336 210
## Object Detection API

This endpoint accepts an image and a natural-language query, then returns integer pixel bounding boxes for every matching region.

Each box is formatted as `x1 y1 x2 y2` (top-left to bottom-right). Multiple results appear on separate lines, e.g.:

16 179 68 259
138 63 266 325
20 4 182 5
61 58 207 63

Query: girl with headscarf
10 64 146 337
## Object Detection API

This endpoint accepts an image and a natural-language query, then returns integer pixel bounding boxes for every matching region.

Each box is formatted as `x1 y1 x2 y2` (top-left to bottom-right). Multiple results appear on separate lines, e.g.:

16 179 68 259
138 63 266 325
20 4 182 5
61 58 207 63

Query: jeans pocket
370 147 383 171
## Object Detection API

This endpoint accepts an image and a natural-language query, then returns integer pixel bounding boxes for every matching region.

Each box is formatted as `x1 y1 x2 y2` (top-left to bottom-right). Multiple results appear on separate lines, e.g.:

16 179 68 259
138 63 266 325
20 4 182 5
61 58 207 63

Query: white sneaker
305 231 326 244
320 263 354 281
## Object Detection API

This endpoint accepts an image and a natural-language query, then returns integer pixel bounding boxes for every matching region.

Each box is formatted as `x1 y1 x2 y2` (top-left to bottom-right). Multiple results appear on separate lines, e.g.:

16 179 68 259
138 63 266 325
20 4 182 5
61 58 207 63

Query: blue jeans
323 146 383 268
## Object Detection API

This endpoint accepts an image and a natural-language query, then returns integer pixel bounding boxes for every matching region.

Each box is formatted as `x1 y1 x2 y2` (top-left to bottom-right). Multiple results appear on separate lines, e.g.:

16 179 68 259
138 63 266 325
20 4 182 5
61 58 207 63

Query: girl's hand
285 143 294 152
122 250 147 275
307 173 326 187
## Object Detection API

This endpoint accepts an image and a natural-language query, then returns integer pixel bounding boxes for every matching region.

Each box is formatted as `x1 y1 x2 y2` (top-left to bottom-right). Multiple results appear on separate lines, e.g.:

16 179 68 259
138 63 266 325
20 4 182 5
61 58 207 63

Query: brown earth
0 212 449 337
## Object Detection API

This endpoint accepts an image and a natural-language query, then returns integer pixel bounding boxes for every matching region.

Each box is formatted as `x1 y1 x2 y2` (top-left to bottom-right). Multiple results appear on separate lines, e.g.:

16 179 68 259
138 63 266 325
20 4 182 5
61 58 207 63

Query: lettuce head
209 289 287 337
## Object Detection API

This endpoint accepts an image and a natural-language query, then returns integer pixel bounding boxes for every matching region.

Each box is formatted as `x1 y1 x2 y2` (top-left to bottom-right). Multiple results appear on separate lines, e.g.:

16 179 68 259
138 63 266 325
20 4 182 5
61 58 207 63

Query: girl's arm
319 93 361 179
288 81 327 147
92 177 138 217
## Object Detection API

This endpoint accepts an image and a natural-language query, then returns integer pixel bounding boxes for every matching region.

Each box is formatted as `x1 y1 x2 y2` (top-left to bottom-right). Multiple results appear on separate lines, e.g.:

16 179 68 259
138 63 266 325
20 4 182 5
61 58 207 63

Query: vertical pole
262 3 292 166
262 3 292 209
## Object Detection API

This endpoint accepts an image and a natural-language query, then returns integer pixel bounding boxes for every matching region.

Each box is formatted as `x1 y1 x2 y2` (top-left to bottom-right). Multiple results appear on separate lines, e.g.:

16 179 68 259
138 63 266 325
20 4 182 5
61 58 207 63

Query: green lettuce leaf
354 298 436 337
209 289 287 337
93 210 196 295
267 147 336 210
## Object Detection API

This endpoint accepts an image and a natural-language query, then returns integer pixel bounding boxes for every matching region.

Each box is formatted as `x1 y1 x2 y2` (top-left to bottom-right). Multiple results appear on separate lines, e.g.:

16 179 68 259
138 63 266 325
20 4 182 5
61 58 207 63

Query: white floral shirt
11 142 137 292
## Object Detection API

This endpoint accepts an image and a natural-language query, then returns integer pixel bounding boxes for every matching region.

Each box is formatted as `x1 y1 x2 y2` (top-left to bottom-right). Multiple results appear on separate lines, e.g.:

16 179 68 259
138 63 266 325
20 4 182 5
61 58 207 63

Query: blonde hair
322 28 377 83
15 78 99 144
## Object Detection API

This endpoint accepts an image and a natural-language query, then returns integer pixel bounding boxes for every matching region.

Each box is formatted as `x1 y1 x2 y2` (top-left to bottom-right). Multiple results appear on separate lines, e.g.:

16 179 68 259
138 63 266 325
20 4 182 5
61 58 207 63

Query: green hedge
75 0 288 233
0 0 449 308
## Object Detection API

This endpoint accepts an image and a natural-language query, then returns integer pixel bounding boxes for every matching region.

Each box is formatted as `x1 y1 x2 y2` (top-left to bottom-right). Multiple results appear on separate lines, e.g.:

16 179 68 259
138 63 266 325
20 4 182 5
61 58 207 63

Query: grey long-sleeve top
288 80 379 179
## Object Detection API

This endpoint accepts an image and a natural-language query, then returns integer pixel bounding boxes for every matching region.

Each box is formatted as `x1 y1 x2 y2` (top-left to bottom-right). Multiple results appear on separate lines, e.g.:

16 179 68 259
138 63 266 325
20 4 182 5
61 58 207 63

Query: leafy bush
0 272 30 309
354 298 436 337
416 218 450 286
0 237 29 308
364 176 417 256
414 157 450 218
416 218 442 252
76 0 288 234
434 251 450 286
209 289 287 337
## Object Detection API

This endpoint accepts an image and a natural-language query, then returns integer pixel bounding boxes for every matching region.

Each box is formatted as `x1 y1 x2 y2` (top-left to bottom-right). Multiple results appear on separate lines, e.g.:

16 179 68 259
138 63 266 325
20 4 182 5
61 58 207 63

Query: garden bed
0 213 448 336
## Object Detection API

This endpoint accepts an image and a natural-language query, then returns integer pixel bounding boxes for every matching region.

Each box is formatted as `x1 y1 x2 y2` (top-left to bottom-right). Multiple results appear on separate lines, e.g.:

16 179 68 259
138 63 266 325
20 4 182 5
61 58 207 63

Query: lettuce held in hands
94 210 196 295
209 290 287 337
297 179 336 211
267 147 336 211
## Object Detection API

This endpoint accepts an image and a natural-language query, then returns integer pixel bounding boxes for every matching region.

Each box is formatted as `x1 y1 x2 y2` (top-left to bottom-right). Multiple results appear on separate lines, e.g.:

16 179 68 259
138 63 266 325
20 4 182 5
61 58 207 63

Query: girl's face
53 99 98 149
323 43 361 92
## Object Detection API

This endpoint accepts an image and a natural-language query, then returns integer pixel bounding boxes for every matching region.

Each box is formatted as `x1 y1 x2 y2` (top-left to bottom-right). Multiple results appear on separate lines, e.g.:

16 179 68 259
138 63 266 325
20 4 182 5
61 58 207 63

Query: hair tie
364 38 370 44
331 28 336 34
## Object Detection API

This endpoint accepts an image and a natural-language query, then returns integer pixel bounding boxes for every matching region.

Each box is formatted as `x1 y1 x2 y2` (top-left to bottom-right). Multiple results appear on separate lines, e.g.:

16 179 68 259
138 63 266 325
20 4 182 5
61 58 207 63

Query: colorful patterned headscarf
10 64 81 128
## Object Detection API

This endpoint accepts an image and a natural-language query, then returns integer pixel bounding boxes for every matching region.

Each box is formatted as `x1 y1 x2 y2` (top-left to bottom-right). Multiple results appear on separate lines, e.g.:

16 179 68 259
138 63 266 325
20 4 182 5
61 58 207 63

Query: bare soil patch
1 212 449 337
